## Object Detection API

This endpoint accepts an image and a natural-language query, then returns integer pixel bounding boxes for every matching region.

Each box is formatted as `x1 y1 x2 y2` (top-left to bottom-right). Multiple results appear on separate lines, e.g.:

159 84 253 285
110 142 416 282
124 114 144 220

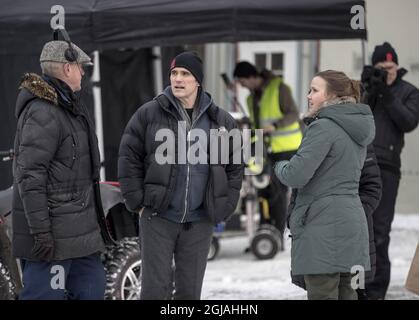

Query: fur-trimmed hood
15 73 58 118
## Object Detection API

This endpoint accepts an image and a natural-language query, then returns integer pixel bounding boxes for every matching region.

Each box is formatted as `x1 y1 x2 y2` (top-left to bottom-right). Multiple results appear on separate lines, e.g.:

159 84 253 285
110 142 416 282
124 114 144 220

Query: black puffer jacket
12 73 109 261
118 90 244 224
364 69 419 174
359 144 382 282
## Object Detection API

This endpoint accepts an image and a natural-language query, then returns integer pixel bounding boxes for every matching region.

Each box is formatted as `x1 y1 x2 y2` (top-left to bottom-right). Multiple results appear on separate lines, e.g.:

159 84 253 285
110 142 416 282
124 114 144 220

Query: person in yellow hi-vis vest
233 61 302 248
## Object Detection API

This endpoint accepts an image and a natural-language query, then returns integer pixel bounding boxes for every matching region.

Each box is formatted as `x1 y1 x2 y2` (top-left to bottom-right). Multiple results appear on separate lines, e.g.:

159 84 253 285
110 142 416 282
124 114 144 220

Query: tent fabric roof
0 0 366 55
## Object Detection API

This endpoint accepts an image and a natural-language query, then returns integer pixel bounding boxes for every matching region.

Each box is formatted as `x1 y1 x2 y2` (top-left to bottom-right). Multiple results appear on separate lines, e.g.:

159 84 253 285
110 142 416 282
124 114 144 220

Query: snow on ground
201 213 419 300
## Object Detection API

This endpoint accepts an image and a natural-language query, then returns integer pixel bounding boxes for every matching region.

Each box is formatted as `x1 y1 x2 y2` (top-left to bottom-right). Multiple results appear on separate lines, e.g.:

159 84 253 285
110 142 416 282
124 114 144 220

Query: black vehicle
0 149 141 300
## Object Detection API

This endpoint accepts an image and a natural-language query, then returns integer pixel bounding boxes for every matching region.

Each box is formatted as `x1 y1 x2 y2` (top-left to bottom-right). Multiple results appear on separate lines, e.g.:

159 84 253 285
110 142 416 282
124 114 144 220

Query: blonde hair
316 70 360 103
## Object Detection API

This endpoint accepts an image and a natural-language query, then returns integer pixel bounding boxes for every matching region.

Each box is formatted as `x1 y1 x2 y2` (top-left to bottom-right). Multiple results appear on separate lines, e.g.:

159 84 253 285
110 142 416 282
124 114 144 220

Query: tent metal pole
92 50 106 181
362 39 368 66
315 40 321 74
152 47 163 94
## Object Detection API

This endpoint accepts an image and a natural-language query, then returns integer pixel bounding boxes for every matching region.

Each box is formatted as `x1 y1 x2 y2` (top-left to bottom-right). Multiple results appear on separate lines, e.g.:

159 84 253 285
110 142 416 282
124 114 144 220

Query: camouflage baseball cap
40 40 93 66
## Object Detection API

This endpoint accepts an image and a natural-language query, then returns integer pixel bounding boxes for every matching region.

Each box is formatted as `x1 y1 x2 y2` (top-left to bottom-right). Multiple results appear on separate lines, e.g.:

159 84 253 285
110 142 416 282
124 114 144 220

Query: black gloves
32 232 54 262
373 78 388 96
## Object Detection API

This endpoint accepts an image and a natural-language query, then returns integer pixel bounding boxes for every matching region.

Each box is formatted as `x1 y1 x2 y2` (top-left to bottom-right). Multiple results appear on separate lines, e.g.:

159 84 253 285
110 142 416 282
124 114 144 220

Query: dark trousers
304 273 357 300
260 151 295 235
365 168 400 299
19 253 105 300
139 208 213 300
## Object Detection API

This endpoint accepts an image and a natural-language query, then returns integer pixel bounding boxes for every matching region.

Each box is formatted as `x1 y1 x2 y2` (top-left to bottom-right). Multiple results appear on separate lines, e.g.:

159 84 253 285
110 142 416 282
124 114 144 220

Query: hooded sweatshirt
159 86 213 223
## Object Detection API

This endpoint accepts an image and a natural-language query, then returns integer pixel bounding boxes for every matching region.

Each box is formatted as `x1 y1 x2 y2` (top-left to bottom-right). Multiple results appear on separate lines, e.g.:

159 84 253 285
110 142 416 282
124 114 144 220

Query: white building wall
204 43 235 110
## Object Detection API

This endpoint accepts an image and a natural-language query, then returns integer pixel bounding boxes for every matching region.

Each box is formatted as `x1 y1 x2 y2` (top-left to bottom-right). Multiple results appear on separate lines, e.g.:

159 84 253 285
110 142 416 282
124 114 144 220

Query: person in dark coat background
361 42 419 299
356 144 382 299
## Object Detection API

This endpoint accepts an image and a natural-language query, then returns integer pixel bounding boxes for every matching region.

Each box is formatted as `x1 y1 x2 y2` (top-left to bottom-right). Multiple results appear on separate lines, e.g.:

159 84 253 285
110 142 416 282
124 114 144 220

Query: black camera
361 65 388 92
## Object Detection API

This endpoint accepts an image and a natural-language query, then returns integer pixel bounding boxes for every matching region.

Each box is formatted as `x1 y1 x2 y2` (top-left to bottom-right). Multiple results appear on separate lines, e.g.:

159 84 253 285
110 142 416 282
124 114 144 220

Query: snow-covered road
202 213 419 300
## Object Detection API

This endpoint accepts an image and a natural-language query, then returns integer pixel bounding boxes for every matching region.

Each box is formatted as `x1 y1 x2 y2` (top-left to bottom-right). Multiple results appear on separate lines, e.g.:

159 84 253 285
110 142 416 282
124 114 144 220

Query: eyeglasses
76 64 85 75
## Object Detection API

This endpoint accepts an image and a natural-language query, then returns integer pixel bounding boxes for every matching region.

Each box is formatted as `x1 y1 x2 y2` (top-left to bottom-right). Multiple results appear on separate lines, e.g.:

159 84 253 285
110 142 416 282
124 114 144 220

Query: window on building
255 53 267 71
254 52 284 77
271 53 284 77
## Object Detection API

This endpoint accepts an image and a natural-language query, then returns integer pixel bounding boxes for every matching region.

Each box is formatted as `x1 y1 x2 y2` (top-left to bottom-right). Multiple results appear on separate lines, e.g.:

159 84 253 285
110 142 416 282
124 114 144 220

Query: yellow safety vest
247 77 302 153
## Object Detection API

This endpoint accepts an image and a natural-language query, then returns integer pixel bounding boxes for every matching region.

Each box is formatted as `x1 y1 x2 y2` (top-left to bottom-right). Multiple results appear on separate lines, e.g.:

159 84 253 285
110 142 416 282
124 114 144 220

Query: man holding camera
361 42 419 299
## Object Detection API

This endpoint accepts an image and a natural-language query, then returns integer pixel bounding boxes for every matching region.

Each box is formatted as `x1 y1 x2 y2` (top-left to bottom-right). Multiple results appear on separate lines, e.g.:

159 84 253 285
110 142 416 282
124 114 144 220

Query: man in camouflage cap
12 35 111 299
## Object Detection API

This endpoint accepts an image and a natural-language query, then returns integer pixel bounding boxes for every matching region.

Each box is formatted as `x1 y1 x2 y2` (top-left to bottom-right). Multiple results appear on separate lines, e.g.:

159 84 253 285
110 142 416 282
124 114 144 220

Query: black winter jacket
359 144 382 282
12 73 108 261
118 88 244 224
364 69 419 174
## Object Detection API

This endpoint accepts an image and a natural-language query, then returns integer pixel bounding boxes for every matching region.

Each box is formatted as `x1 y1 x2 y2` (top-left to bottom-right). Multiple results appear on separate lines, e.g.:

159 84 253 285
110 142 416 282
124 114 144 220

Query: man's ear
62 63 71 77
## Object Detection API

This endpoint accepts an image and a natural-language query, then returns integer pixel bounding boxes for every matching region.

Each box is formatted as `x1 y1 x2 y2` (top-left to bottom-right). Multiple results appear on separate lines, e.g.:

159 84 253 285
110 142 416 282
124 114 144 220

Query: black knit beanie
169 51 203 84
372 42 398 65
233 61 258 78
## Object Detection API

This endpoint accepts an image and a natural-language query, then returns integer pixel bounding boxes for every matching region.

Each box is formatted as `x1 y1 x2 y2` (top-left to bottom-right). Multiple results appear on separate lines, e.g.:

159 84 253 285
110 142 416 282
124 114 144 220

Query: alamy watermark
50 5 65 30
350 5 365 30
50 265 65 290
154 122 264 176
351 265 365 290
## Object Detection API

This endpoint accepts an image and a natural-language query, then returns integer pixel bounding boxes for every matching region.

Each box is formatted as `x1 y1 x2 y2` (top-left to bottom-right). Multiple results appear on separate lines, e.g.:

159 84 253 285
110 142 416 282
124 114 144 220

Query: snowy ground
201 213 419 300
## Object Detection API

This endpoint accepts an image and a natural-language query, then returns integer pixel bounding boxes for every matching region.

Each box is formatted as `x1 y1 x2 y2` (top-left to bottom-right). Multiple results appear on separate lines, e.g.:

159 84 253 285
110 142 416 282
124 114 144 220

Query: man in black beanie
361 42 419 299
118 51 244 299
233 61 302 249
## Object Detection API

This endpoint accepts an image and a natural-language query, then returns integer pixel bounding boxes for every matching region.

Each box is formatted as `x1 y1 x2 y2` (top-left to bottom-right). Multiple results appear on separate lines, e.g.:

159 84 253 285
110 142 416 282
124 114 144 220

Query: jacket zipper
181 130 191 223
158 96 211 221
180 108 208 223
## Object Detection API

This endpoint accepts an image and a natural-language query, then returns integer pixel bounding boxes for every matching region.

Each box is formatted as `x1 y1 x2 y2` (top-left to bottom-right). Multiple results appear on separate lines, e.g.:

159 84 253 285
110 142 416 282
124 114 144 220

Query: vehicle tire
0 261 16 300
207 236 220 261
251 230 278 260
258 223 284 251
103 237 142 300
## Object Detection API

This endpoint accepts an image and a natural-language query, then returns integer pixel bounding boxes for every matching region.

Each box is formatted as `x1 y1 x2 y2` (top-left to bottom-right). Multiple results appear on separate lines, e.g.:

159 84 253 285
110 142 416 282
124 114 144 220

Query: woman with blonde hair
275 70 375 300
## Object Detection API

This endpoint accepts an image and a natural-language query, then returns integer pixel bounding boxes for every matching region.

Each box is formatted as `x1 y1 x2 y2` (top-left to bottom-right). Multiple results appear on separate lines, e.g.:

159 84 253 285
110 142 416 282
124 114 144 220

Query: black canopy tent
0 0 367 187
0 0 366 54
